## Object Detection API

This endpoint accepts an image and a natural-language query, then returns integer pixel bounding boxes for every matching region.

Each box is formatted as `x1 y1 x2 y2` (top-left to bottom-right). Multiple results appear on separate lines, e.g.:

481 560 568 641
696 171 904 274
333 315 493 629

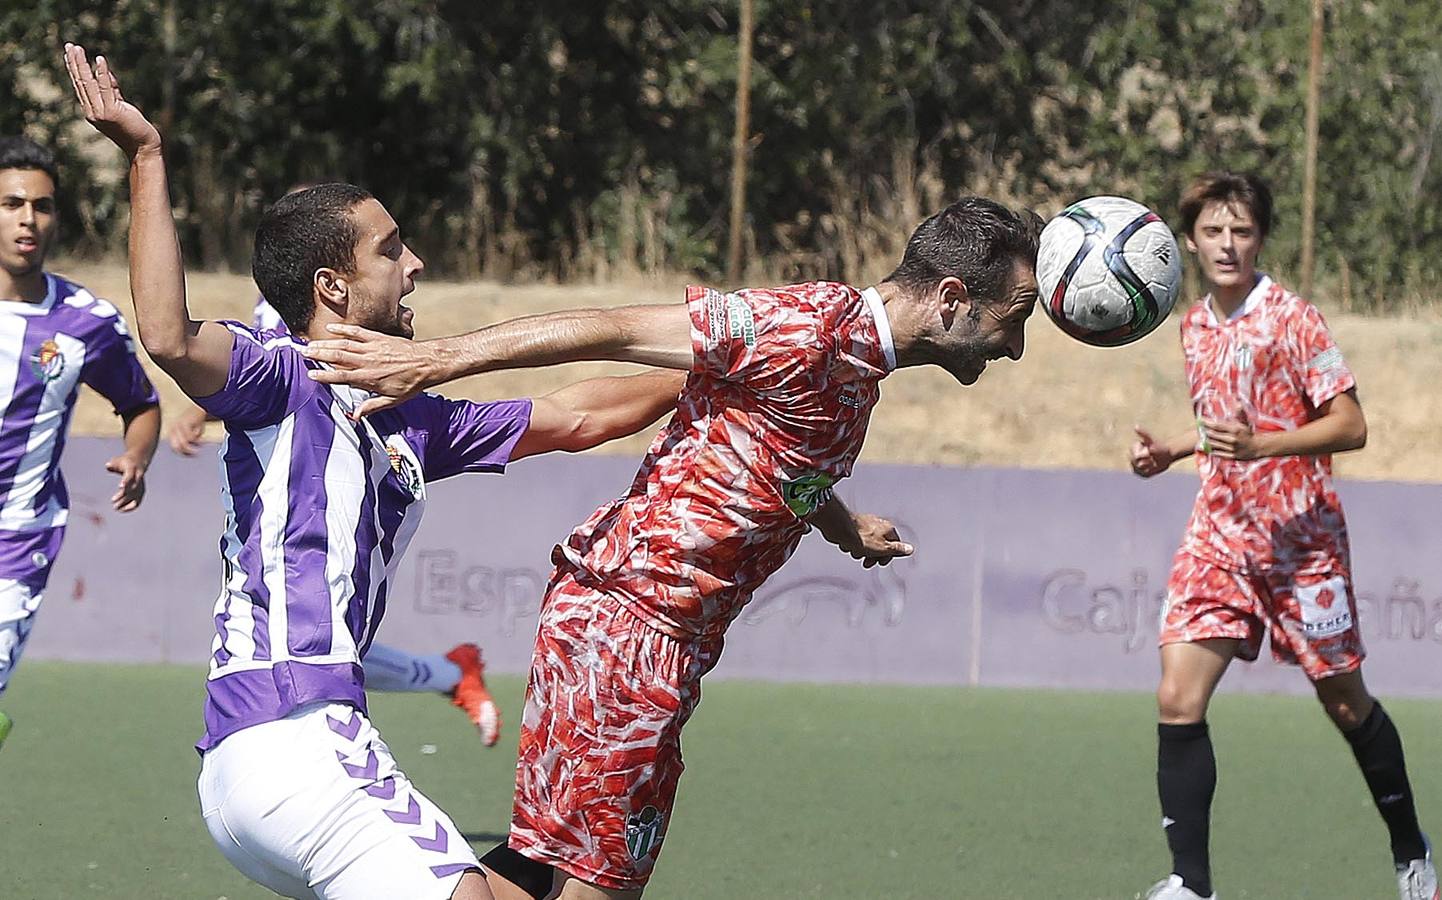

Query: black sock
1158 721 1215 897
1344 702 1428 865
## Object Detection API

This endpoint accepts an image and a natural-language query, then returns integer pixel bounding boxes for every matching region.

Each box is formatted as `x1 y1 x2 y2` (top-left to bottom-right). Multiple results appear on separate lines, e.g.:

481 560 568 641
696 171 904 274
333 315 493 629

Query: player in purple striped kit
170 293 509 748
0 136 161 750
68 45 682 900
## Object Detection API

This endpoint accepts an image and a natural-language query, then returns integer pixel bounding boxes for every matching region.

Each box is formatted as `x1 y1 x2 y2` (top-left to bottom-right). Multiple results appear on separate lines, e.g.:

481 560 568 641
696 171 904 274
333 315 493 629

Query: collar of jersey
1203 273 1272 327
0 272 60 315
860 286 897 371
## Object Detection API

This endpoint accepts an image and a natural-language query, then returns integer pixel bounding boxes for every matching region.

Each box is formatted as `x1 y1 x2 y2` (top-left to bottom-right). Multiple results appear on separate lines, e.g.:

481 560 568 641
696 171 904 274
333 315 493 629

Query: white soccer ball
1035 195 1182 347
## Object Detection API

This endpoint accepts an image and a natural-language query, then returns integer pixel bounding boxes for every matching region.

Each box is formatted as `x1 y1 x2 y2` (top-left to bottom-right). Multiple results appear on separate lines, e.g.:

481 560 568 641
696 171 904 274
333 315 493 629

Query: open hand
833 513 914 568
64 44 161 159
106 454 147 512
301 324 435 416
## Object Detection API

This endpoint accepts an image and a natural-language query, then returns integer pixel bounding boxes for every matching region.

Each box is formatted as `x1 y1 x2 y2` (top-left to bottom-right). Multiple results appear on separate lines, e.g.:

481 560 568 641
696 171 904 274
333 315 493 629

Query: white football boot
1140 874 1216 900
1397 838 1440 900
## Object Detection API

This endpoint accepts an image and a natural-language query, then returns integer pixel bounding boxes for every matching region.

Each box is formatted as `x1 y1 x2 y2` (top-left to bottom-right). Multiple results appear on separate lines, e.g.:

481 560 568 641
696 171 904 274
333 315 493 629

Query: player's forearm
427 306 693 386
1162 428 1201 464
544 370 685 451
126 150 197 365
811 495 858 546
121 404 161 468
1254 411 1367 458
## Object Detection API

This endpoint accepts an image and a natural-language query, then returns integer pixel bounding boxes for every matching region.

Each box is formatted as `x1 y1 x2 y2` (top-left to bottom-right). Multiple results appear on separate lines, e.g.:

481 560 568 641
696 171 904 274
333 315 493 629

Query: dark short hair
1179 171 1273 239
884 197 1042 304
0 136 59 191
251 183 374 333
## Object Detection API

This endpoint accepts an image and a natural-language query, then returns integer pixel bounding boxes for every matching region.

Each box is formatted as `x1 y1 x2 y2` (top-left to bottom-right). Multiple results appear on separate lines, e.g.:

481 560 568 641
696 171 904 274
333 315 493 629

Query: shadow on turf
463 831 511 845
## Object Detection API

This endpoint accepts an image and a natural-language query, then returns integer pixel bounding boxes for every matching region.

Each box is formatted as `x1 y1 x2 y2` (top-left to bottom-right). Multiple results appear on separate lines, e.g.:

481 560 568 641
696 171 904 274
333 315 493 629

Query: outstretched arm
510 370 686 461
64 44 232 398
303 304 693 416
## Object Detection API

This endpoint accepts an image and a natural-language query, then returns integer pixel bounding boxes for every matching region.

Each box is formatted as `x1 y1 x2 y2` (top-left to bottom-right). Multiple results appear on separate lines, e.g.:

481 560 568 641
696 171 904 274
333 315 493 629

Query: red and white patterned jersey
1178 275 1356 574
556 281 895 640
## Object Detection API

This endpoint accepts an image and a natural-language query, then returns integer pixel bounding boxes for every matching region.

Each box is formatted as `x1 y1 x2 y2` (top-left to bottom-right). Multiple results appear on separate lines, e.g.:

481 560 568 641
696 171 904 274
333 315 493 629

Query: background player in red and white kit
1131 172 1435 900
303 198 1042 899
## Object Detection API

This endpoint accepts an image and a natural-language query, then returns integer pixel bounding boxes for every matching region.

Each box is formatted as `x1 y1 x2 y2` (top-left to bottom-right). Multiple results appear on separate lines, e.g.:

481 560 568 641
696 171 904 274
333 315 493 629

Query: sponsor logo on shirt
706 291 728 342
384 438 424 497
838 384 864 408
781 471 836 518
625 805 665 860
30 339 65 383
725 295 756 348
704 290 756 349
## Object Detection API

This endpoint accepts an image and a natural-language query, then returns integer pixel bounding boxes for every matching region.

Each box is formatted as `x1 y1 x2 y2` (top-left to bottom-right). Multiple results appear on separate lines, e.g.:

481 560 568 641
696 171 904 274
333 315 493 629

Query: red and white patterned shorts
1161 550 1365 680
508 568 722 891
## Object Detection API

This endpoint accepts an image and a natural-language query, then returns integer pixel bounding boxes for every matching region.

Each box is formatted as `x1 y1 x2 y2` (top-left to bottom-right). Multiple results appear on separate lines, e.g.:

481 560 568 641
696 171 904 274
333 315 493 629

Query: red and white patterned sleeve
686 284 820 387
1291 302 1356 408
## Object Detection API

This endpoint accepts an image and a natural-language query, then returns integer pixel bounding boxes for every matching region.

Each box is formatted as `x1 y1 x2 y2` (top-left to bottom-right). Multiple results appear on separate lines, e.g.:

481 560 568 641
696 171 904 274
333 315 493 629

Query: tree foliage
2 1 1438 306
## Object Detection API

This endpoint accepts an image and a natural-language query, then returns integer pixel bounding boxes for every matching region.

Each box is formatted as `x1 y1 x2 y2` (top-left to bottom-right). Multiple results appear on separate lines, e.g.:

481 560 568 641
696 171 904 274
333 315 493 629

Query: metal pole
1301 0 1323 298
726 0 755 285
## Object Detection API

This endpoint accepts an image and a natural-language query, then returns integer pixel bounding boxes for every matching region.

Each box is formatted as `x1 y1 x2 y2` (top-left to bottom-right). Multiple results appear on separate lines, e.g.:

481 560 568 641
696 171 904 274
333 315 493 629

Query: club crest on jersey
781 471 836 518
30 339 65 383
625 806 665 860
384 438 423 496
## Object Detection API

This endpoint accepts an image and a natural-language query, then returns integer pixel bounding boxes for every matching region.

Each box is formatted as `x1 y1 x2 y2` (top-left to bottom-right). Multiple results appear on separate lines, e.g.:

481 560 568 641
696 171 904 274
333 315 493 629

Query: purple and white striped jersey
194 323 532 751
0 274 158 588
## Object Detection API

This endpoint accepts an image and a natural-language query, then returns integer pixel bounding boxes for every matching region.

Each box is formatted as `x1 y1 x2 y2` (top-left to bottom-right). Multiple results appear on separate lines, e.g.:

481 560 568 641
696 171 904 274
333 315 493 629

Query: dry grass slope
55 261 1442 482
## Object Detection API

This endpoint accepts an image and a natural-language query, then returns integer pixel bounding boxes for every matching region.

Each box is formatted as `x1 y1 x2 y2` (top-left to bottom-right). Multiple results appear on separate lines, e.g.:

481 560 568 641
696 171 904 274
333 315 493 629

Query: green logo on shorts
625 805 665 860
781 472 836 518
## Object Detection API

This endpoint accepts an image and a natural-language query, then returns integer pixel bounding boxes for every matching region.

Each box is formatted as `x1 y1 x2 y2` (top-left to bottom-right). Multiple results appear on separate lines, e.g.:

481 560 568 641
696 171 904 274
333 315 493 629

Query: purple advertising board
24 438 1442 697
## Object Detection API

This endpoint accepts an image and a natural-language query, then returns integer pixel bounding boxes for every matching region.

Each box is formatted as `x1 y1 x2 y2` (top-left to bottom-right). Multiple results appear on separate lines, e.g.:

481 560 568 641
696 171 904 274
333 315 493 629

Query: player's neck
874 281 926 368
0 266 47 303
1207 276 1256 321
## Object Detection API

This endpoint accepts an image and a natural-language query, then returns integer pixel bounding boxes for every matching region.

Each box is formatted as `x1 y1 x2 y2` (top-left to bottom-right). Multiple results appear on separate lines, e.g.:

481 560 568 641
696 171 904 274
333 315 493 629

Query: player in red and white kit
303 197 1042 899
1132 172 1435 900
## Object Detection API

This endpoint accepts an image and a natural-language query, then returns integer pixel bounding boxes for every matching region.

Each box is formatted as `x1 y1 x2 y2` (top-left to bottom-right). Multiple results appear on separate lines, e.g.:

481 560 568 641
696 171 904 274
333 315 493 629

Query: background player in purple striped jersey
67 45 682 900
170 292 507 748
0 135 160 750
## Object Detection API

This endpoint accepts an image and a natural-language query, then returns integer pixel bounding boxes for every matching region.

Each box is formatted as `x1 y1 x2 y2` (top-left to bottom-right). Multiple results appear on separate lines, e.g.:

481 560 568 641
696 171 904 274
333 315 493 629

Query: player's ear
936 276 968 329
1183 232 1199 254
313 267 348 316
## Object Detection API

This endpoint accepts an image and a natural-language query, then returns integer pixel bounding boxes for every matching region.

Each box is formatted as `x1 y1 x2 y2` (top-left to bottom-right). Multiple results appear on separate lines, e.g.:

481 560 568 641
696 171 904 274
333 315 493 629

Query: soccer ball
1035 196 1182 347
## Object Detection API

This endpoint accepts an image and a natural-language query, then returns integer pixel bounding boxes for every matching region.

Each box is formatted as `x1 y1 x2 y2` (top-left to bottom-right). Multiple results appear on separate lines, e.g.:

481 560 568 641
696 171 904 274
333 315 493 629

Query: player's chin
0 252 37 276
955 361 986 385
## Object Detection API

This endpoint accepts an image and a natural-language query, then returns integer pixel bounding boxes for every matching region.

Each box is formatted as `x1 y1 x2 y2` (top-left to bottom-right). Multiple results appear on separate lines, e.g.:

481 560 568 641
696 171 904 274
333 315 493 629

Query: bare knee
1314 672 1374 731
1157 677 1209 724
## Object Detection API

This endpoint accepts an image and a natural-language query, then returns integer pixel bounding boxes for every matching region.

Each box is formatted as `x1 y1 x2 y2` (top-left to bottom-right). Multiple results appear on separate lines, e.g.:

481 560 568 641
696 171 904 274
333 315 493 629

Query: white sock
363 644 462 693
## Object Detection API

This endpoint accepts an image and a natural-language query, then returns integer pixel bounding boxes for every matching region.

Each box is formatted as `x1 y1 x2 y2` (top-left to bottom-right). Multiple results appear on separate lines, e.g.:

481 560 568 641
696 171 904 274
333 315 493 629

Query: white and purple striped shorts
198 701 479 899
